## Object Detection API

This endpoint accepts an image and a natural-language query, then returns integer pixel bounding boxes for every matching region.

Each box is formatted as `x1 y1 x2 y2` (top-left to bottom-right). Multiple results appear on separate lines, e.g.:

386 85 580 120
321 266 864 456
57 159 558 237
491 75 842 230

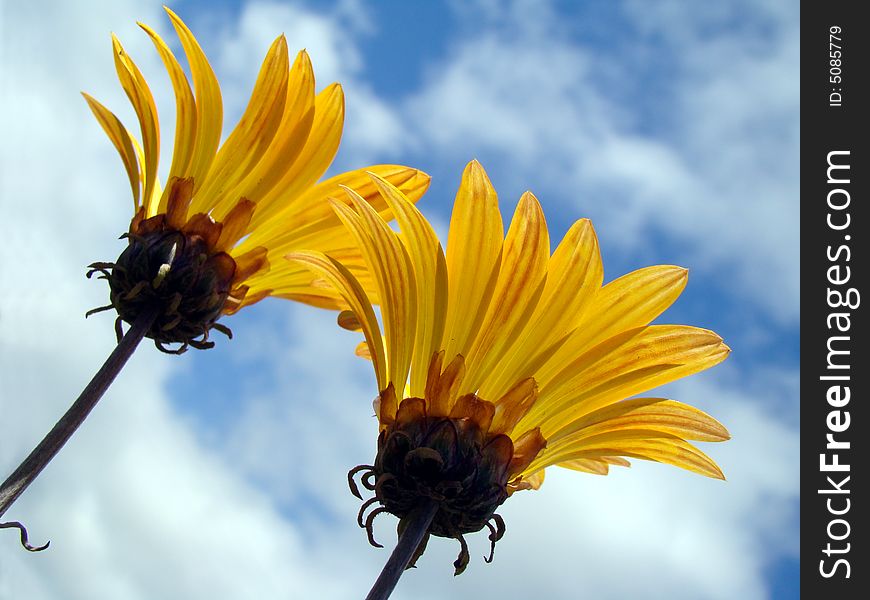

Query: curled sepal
0 521 50 552
453 533 470 576
347 464 377 499
484 513 505 563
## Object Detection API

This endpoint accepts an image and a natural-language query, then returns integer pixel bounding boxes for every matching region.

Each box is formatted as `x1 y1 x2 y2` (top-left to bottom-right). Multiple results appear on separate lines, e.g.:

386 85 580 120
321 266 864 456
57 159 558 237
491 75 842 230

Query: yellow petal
533 433 725 479
261 244 380 310
251 83 345 226
270 290 345 310
81 93 140 212
138 22 197 216
548 398 730 446
193 35 290 216
240 165 431 258
218 49 316 219
581 265 689 346
480 218 603 400
111 34 160 215
370 172 447 397
331 191 417 392
465 191 549 393
524 325 730 435
287 250 387 391
165 6 223 196
441 160 504 364
536 265 689 388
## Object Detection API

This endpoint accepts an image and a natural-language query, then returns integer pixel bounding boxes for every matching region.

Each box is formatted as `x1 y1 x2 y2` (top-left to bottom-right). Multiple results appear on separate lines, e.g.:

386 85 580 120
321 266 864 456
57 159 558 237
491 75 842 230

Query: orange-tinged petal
449 394 495 432
490 378 538 436
182 212 222 249
356 341 372 360
556 456 632 475
378 383 400 426
338 309 362 332
557 459 612 475
441 160 504 363
214 199 255 252
232 246 269 283
82 93 140 211
508 427 547 476
425 353 466 417
164 177 195 229
509 469 545 493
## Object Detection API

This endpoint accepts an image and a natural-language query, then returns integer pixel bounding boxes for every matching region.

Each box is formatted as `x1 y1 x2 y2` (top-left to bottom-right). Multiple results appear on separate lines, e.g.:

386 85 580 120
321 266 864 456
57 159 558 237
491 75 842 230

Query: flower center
87 225 236 353
376 415 510 535
350 401 514 575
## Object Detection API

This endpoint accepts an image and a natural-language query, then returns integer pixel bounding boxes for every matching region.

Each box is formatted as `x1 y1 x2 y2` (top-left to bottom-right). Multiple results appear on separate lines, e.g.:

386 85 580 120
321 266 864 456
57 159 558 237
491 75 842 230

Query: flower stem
366 499 439 600
0 308 157 527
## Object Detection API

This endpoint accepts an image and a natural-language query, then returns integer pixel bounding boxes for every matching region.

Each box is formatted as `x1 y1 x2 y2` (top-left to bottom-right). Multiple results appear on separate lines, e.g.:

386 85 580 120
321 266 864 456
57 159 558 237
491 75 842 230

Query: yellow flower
289 160 730 574
83 7 429 353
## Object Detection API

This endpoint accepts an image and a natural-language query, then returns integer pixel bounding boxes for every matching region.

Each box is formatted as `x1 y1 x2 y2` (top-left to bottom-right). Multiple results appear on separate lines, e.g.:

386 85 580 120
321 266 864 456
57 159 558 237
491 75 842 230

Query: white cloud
1 1 798 599
401 0 799 321
0 3 350 599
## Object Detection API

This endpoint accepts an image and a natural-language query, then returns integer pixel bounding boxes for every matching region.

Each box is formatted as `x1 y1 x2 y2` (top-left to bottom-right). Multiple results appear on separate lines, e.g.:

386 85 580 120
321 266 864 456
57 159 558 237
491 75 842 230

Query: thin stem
366 499 439 600
0 308 157 522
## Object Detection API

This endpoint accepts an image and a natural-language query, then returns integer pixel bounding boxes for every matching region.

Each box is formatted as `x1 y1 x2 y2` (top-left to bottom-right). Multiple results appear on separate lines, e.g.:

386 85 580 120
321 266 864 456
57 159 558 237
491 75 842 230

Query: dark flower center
376 416 510 536
87 226 235 353
350 404 513 575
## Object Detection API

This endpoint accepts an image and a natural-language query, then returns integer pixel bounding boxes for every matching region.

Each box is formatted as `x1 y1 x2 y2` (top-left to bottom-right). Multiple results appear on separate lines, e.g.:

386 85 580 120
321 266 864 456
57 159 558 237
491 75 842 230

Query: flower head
84 7 429 352
289 160 730 574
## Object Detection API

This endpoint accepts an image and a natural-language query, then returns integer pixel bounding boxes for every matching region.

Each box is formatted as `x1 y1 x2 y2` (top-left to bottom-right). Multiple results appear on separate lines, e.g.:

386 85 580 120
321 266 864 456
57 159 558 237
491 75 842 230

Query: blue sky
0 1 798 598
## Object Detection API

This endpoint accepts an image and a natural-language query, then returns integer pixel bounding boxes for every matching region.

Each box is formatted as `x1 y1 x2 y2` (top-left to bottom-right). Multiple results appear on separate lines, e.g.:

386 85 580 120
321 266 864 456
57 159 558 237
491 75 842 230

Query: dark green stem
0 308 158 544
365 499 439 600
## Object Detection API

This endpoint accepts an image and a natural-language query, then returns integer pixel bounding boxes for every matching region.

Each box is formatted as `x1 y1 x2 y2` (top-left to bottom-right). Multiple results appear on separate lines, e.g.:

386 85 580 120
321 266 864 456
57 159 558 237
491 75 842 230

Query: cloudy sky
0 1 798 599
